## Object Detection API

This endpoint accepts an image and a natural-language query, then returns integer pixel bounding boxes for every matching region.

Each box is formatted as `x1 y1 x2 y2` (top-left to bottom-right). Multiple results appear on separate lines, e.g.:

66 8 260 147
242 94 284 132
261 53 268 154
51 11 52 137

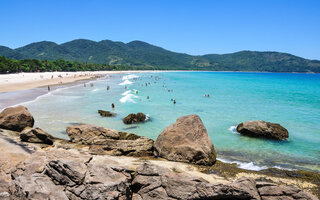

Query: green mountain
1 39 319 72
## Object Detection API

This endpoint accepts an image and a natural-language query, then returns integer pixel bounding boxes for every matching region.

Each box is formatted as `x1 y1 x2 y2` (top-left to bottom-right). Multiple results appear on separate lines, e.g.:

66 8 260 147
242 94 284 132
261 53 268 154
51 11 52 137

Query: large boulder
20 127 54 145
0 106 34 132
66 124 154 156
154 115 216 166
236 121 289 140
123 113 146 124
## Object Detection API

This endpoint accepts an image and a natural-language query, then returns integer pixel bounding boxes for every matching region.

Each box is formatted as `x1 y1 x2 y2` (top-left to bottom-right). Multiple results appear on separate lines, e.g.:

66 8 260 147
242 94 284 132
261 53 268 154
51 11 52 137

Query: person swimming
147 96 149 99
173 99 176 104
111 103 115 109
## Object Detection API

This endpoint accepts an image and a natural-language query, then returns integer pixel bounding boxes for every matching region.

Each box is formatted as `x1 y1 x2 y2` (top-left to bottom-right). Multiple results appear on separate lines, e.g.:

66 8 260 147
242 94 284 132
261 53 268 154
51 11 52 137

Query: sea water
4 72 320 171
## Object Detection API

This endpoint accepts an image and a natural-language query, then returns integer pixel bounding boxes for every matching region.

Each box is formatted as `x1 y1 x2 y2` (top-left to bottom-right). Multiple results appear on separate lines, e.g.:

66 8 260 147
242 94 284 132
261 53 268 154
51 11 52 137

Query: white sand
0 71 160 93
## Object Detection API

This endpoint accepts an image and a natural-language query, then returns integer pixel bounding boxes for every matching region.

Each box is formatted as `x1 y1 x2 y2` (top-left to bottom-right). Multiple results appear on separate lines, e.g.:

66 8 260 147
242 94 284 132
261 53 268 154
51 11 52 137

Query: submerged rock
123 113 146 124
0 105 34 132
98 110 116 117
154 114 216 166
20 127 54 145
236 120 289 140
66 124 154 156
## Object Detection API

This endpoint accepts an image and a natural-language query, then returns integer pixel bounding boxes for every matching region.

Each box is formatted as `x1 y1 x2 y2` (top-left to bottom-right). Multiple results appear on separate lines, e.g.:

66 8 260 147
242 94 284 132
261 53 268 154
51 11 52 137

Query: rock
66 124 120 144
123 113 146 124
89 137 154 156
20 127 54 145
132 163 259 200
98 110 116 117
67 124 154 156
256 182 317 200
236 121 289 140
154 115 216 165
0 105 34 132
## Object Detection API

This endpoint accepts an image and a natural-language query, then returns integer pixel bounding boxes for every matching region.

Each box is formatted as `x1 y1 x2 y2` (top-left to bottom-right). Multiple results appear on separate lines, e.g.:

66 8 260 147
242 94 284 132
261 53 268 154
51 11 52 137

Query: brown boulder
20 127 54 145
123 113 146 124
154 115 216 166
236 121 289 140
0 105 34 132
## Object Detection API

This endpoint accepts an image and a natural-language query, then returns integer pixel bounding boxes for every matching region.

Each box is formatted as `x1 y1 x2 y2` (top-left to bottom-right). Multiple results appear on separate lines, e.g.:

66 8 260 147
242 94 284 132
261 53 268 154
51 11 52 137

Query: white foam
119 80 133 85
119 94 138 103
217 158 290 171
145 114 150 121
217 158 268 171
122 74 139 80
228 125 238 134
122 90 132 95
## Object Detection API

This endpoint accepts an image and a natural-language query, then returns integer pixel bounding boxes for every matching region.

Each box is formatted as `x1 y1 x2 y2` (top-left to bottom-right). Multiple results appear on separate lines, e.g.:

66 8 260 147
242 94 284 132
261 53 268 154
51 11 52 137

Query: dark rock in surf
0 105 34 132
236 120 289 140
98 110 116 117
123 113 146 124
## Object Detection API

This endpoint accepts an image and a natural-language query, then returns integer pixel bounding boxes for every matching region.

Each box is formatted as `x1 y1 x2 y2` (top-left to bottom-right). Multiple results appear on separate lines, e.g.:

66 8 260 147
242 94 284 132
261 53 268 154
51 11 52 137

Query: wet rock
20 127 54 145
123 113 146 124
237 120 289 140
98 110 116 117
0 105 34 132
154 114 216 165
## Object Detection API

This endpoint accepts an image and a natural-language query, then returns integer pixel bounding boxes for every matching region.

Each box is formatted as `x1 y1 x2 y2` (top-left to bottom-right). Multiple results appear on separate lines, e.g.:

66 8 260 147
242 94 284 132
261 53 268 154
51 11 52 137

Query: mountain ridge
0 39 319 72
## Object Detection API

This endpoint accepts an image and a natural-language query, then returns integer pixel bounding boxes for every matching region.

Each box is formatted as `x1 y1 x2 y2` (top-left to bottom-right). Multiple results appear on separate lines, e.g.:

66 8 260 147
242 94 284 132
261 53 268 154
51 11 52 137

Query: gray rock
237 121 289 140
154 114 216 165
257 184 317 200
20 127 54 145
0 105 34 132
132 163 258 200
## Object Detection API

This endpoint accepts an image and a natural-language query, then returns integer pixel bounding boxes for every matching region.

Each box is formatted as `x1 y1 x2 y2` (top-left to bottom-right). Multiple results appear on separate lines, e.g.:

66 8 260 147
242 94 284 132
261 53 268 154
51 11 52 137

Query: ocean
2 71 320 171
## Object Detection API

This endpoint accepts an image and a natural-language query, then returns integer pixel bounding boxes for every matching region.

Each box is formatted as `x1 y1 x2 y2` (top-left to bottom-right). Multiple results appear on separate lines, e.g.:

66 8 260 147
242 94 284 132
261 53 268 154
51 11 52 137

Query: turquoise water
14 72 320 171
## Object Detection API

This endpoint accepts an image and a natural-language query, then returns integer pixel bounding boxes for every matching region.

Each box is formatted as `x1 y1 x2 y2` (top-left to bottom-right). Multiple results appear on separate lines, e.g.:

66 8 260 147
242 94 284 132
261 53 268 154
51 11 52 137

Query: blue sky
1 0 319 59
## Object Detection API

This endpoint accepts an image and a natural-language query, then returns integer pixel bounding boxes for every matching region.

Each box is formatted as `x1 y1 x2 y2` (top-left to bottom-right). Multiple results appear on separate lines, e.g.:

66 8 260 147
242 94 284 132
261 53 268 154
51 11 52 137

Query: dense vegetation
0 56 153 73
0 39 319 73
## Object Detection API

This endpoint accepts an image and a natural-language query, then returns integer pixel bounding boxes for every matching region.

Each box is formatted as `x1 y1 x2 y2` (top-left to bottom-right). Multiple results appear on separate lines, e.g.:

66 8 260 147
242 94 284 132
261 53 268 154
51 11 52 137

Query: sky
0 0 320 59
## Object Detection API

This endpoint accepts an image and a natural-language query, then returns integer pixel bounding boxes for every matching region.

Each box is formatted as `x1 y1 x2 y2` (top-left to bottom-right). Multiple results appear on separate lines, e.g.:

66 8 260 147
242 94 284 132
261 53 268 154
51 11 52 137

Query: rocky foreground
0 106 319 200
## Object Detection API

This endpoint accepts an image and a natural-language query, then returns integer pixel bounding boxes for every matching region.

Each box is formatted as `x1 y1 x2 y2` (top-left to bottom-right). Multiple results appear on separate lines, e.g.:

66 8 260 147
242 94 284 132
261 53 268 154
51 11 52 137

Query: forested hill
0 39 319 73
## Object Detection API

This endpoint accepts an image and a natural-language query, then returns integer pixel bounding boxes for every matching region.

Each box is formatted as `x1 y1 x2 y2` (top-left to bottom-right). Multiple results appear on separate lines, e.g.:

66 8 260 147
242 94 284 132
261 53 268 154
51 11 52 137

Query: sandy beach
0 71 158 93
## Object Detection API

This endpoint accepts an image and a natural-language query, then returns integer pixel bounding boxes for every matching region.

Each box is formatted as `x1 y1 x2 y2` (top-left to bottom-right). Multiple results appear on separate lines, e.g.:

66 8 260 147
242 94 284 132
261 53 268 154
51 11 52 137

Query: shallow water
3 72 320 171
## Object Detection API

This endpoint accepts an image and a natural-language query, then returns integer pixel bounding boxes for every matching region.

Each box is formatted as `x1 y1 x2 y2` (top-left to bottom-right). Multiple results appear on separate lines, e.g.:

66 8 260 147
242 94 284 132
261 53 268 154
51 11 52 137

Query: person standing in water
173 99 176 104
47 85 50 91
111 103 115 109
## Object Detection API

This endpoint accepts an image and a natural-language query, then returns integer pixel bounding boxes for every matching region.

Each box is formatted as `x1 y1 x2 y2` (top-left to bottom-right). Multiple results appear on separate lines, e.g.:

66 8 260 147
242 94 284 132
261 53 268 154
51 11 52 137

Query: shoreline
1 70 319 93
0 70 160 93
